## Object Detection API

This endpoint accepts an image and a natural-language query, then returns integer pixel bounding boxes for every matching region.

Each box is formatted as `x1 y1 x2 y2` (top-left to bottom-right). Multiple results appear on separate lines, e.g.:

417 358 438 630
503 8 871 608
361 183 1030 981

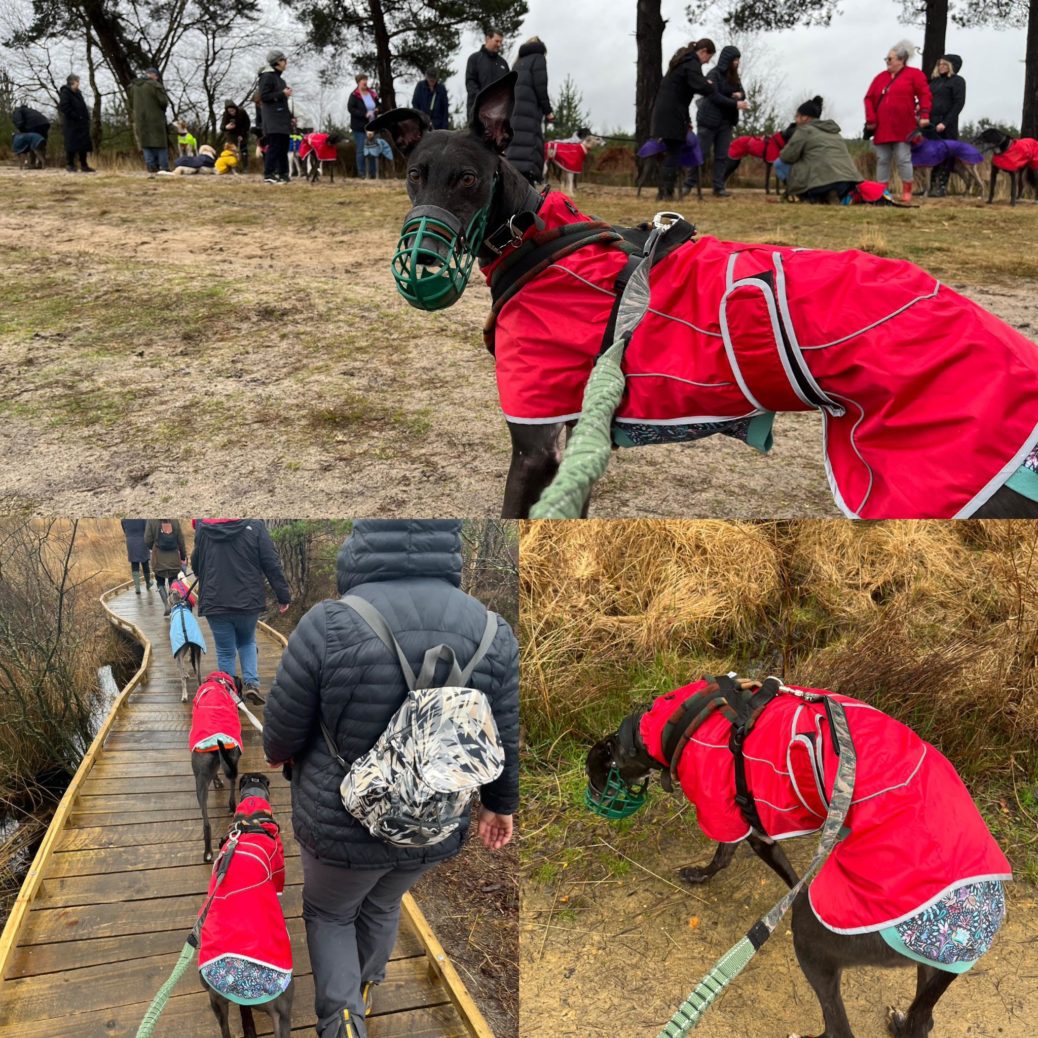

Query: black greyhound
586 717 982 1038
191 675 243 863
975 127 1038 206
373 75 1038 520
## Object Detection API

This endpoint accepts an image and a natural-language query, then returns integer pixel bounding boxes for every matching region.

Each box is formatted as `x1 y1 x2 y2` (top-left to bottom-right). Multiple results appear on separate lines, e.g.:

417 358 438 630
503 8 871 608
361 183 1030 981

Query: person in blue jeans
347 75 380 178
191 519 291 702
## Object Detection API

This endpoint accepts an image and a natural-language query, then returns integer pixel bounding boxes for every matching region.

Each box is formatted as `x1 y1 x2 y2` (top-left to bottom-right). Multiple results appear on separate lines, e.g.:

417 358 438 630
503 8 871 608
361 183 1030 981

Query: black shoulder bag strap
319 597 498 770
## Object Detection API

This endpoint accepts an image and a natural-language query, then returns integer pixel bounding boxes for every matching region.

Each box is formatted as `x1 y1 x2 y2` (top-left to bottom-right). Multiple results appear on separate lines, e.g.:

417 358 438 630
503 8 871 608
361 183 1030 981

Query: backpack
320 596 505 847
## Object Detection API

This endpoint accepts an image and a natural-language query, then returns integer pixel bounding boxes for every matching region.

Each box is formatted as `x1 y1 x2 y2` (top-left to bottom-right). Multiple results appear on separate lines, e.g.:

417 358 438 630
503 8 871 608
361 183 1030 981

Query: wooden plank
4 917 423 979
49 839 302 877
72 787 293 812
0 948 439 1028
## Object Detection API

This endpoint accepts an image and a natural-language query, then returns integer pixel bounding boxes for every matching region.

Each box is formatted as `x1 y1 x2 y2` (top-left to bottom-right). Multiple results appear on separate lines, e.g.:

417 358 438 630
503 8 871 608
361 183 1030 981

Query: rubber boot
901 184 913 204
158 585 170 616
132 569 141 594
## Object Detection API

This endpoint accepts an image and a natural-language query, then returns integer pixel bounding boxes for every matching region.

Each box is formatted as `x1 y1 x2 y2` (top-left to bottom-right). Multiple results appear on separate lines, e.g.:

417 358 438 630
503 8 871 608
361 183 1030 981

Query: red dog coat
189 672 243 753
638 680 1012 933
299 132 337 162
545 141 589 174
197 795 292 974
729 133 787 163
992 138 1038 171
483 191 1038 518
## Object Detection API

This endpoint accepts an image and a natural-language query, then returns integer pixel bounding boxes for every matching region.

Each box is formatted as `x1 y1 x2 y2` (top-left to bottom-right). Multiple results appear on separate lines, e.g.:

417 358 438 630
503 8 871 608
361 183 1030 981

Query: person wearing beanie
57 74 94 172
864 40 932 203
411 67 448 130
926 54 966 196
505 36 554 185
220 98 251 171
778 95 864 203
259 49 293 183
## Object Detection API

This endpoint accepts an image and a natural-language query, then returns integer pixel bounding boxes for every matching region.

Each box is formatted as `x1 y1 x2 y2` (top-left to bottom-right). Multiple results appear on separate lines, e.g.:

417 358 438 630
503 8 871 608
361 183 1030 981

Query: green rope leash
655 696 857 1038
134 939 196 1038
530 215 676 520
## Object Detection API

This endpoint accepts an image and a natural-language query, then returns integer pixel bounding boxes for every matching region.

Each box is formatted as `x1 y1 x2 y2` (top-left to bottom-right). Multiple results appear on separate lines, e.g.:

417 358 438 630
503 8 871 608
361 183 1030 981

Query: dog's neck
477 159 543 263
616 709 664 773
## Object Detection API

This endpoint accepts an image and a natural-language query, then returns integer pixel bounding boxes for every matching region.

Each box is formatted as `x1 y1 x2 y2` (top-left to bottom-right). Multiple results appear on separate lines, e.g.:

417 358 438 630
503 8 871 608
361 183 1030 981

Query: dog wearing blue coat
169 578 207 702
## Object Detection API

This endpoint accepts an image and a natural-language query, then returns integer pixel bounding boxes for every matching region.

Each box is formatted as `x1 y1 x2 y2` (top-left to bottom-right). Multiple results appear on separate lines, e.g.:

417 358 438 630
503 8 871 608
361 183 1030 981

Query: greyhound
168 580 205 703
586 678 1010 1038
543 130 604 195
372 73 1038 520
199 773 294 1038
191 672 244 863
974 127 1038 206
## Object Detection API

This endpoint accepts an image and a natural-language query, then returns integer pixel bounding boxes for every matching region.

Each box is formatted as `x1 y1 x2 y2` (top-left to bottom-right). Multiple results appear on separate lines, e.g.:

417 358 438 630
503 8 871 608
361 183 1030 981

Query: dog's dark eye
460 172 477 187
407 168 420 182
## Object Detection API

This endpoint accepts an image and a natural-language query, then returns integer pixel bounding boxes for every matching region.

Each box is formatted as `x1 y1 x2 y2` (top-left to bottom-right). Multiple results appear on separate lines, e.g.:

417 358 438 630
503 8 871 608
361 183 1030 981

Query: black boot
658 167 677 201
930 166 950 197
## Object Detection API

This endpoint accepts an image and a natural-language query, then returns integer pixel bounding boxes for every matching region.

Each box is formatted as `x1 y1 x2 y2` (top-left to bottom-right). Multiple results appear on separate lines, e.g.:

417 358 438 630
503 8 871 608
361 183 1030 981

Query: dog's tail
216 741 238 773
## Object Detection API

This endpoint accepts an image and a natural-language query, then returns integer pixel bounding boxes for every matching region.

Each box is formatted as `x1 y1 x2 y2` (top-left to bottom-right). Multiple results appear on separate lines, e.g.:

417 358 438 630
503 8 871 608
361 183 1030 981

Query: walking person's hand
278 601 290 614
477 808 513 850
284 86 293 97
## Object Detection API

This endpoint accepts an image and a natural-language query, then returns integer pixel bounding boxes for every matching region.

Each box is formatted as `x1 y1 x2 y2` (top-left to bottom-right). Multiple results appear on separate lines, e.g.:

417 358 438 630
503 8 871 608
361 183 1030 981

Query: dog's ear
471 71 517 153
370 107 430 156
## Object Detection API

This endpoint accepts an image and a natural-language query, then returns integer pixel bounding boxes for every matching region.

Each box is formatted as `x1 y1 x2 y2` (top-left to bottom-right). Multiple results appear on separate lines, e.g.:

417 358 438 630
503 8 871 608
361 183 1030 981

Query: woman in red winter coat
864 39 932 202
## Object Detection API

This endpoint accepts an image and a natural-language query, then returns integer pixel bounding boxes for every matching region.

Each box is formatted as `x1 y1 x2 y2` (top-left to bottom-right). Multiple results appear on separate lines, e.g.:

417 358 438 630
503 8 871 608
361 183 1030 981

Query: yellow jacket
215 148 239 174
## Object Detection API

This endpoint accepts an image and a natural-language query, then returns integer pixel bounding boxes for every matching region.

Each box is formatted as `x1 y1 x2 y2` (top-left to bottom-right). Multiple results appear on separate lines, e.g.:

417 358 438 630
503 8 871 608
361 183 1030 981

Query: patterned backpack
320 596 505 847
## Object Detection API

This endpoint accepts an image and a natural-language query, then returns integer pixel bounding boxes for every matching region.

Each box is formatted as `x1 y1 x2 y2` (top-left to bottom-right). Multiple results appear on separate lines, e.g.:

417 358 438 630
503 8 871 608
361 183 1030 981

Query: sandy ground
520 822 1038 1038
1 168 1036 517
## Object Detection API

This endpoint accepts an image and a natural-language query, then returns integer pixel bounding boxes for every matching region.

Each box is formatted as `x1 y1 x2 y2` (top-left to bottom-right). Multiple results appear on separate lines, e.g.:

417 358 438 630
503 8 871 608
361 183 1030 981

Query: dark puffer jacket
651 49 714 141
465 46 510 117
258 65 292 135
928 54 965 139
121 518 149 564
263 520 520 869
191 519 291 617
697 46 743 130
505 40 552 178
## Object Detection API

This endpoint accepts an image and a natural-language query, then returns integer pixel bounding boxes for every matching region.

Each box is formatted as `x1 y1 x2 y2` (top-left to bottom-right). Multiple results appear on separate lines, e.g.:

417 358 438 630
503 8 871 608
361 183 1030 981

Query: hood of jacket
809 118 843 136
197 518 249 542
716 46 741 74
941 53 963 74
518 40 547 59
337 519 462 594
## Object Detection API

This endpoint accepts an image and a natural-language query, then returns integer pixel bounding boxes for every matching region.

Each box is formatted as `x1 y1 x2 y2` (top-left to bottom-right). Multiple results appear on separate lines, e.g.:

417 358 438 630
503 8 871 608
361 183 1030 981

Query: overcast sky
445 0 1028 136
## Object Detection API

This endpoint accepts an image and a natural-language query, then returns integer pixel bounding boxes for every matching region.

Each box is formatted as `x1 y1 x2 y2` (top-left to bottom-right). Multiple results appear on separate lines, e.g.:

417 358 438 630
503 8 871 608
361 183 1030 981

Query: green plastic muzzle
585 767 649 820
391 197 493 312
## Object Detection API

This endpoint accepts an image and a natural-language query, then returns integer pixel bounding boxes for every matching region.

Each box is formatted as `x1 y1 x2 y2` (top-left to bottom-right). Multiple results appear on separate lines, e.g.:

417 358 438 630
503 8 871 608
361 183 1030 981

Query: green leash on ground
529 215 675 520
655 697 857 1038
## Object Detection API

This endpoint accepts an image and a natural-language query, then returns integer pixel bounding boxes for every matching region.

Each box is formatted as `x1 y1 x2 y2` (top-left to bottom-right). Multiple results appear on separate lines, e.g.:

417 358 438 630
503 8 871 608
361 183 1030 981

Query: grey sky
446 0 1028 136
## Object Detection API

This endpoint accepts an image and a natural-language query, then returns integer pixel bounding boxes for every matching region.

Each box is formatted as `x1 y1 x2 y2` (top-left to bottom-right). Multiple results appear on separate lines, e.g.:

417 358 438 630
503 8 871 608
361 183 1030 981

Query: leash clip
652 211 683 232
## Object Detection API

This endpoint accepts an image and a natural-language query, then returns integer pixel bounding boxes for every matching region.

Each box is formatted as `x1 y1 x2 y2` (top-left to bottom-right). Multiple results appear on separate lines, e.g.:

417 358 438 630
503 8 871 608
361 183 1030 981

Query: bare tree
636 0 666 158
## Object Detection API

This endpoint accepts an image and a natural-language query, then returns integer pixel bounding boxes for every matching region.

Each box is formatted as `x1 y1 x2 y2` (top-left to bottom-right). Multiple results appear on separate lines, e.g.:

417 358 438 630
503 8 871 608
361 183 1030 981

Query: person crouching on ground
776 96 863 203
262 519 519 1038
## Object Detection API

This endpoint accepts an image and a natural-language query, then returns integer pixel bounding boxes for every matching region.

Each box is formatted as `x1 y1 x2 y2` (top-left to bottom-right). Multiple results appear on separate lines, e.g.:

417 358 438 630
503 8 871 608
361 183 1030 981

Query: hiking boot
243 683 264 704
66 165 77 173
81 164 96 173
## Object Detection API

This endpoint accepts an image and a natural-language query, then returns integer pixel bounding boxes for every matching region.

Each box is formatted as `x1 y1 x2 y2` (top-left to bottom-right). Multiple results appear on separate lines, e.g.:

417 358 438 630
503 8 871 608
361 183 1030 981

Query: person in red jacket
864 39 932 202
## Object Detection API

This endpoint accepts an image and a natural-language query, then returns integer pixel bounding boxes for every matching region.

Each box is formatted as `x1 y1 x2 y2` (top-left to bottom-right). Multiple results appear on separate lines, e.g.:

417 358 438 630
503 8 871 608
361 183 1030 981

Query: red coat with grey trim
639 680 1011 932
482 191 1038 518
197 796 292 973
189 673 243 753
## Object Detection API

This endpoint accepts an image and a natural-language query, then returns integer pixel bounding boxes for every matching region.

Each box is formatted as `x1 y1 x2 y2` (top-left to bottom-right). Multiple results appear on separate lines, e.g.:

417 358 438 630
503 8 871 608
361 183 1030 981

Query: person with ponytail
649 38 716 199
778 96 863 203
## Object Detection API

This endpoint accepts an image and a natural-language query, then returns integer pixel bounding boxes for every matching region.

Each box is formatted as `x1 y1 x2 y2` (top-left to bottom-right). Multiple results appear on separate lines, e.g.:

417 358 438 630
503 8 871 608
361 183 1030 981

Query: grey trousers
301 845 433 1038
873 141 913 185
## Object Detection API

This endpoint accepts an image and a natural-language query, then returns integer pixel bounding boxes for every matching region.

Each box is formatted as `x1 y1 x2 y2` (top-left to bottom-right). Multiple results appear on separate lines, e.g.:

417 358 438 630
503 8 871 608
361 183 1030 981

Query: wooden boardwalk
0 584 491 1037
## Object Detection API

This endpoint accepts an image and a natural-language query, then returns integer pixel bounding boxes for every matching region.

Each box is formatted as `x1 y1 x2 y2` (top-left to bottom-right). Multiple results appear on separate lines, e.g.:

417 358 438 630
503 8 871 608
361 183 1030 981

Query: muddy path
1 170 1036 516
520 821 1037 1038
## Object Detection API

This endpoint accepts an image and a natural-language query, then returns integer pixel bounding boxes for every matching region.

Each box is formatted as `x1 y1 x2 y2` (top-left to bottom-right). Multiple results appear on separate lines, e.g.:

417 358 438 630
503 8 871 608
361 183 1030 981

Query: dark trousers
696 122 734 192
65 149 90 170
264 133 290 179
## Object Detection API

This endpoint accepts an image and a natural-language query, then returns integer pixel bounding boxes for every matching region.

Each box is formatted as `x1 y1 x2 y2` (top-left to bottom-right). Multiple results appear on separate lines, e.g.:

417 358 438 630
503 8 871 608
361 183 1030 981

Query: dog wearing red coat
587 676 1011 1038
975 127 1038 206
198 773 293 1038
190 671 245 863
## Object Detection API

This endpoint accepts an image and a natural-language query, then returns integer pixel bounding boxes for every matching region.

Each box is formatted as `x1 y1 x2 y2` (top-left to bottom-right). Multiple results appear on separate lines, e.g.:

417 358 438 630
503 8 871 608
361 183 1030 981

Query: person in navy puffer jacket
263 518 519 1038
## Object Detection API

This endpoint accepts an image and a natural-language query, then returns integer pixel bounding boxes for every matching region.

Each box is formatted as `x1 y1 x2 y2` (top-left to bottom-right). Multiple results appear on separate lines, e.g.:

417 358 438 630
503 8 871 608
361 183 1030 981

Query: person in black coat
57 75 94 173
120 518 152 593
12 104 51 141
259 48 293 183
411 69 449 131
220 99 251 171
191 518 291 700
695 44 751 196
263 519 519 1038
505 37 553 184
926 54 966 196
650 39 716 199
465 27 510 118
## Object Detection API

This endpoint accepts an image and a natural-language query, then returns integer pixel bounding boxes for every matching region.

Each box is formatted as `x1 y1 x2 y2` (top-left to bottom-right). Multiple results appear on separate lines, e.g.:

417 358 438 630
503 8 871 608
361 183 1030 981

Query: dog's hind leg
886 965 956 1038
176 649 188 703
747 831 799 888
205 985 234 1038
267 983 295 1038
240 1005 260 1038
790 891 856 1038
195 756 215 863
503 421 570 518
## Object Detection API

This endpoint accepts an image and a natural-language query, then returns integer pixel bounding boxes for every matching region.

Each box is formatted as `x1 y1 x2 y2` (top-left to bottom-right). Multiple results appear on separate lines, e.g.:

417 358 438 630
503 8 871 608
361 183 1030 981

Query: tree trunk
369 0 396 112
920 0 949 79
1023 0 1038 137
85 32 103 151
635 0 665 145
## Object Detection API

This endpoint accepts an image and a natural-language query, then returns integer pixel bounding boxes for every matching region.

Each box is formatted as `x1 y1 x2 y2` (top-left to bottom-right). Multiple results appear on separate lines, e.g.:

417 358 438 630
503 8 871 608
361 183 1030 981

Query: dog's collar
482 182 545 257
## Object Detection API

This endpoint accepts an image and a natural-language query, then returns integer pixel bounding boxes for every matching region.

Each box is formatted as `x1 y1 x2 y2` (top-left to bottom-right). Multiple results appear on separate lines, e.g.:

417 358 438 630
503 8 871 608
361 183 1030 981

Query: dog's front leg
747 831 799 889
240 1005 259 1038
502 421 569 518
677 841 738 885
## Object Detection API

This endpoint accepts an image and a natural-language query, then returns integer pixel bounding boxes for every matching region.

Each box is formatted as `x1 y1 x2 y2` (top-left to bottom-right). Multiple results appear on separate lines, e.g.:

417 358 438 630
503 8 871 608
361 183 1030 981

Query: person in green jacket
131 67 171 175
778 96 863 203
